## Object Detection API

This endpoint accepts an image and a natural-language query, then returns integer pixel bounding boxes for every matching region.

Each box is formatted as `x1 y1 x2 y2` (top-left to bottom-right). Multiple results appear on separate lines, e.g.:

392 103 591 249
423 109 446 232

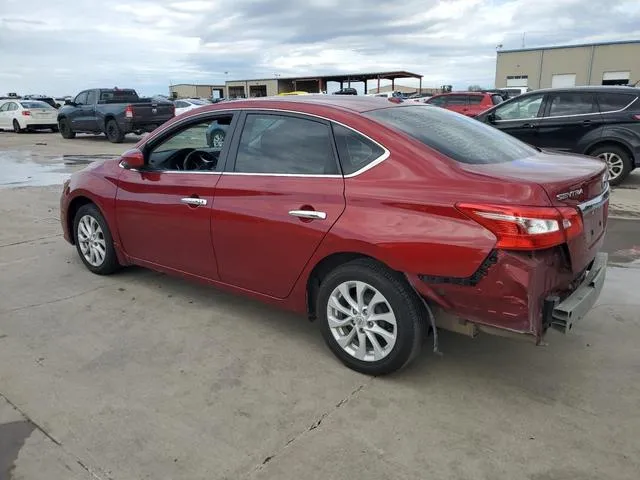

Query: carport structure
284 70 424 94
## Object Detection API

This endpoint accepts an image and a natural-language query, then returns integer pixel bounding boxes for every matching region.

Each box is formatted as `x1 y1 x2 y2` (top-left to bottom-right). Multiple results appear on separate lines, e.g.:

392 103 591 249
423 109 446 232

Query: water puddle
0 151 114 189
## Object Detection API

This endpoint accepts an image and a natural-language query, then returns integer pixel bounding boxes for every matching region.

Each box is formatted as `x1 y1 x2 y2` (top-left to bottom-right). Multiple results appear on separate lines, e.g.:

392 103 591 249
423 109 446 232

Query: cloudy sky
1 0 639 96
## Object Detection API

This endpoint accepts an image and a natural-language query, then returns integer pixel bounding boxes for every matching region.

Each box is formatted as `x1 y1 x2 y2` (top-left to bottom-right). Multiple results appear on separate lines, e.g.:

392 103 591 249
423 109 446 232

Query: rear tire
317 258 425 375
105 119 125 143
73 204 120 275
589 144 632 186
13 119 23 133
58 118 75 139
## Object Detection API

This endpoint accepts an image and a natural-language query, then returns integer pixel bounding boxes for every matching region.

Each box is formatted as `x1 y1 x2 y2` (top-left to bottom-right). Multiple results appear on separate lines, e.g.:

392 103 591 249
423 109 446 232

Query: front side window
446 95 468 105
366 105 536 165
86 90 97 105
426 96 446 106
333 124 385 175
147 115 233 171
8 102 18 111
74 92 88 105
547 92 597 117
493 93 544 120
234 114 336 175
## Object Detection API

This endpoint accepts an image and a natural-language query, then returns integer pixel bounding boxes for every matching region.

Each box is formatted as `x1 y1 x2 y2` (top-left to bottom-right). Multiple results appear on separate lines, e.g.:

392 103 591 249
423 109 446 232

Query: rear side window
365 105 536 165
468 95 484 105
547 92 597 116
596 92 636 112
235 114 337 175
333 124 385 175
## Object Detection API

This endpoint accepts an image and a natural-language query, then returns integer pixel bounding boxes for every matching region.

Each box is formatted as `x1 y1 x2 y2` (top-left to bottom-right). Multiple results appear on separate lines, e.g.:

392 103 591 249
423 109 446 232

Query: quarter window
596 92 636 112
547 92 597 116
234 114 337 175
333 124 385 175
493 93 544 120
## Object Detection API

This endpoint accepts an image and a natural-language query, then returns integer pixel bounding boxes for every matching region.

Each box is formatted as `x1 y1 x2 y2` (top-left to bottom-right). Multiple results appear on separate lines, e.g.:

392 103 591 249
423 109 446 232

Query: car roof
522 86 640 95
198 95 408 114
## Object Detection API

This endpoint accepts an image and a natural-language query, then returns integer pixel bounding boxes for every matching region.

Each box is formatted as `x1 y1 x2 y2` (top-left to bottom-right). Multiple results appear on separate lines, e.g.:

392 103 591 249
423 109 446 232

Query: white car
173 98 210 116
0 99 58 133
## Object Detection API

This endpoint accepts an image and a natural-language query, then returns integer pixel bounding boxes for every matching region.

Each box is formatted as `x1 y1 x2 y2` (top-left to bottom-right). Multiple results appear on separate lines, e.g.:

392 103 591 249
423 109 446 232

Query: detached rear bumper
546 252 607 333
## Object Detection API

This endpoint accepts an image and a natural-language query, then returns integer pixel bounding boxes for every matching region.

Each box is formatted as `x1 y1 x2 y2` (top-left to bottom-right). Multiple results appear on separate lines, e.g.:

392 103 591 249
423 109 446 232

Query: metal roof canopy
276 70 423 94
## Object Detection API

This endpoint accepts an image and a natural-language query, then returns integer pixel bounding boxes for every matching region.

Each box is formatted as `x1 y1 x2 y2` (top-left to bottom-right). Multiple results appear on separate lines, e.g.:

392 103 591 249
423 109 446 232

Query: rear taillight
125 105 134 118
633 114 640 121
21 110 31 116
456 203 583 250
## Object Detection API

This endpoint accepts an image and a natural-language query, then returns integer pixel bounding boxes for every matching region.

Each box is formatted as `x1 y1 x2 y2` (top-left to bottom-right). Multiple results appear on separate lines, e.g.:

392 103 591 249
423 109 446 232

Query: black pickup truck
57 88 175 143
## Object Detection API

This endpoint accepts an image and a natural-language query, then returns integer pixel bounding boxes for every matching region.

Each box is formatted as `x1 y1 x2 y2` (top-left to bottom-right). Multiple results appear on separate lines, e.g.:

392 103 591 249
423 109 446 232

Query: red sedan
60 96 609 375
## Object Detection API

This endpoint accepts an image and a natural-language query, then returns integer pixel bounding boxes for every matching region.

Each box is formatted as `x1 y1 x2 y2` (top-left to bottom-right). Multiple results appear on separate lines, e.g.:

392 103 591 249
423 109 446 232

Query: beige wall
169 85 197 98
225 80 278 97
495 50 542 89
496 42 640 89
538 46 592 88
590 43 640 85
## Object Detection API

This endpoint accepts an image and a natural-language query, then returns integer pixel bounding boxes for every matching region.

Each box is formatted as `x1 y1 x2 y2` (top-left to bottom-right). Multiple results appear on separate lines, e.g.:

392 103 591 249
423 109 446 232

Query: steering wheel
183 150 217 171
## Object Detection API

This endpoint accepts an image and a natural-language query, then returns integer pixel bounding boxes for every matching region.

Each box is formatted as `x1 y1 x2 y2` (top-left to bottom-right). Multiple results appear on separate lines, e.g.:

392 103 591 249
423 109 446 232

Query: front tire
13 119 23 133
58 118 76 139
317 259 425 375
73 204 120 275
590 145 632 186
105 119 125 143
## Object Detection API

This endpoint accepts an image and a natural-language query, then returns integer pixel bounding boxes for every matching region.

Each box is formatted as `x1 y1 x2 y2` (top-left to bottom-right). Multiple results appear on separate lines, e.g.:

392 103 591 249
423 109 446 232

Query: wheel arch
585 139 634 161
66 196 97 245
305 252 389 319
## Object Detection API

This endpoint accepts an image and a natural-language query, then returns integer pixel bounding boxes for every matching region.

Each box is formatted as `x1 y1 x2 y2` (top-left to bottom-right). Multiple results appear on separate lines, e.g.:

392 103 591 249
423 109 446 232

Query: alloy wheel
327 280 397 362
598 152 624 181
77 215 107 267
212 132 225 149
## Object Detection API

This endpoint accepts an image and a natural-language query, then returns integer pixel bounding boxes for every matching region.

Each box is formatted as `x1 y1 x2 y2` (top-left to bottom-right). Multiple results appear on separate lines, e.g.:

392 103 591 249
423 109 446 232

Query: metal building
495 40 640 90
169 84 225 99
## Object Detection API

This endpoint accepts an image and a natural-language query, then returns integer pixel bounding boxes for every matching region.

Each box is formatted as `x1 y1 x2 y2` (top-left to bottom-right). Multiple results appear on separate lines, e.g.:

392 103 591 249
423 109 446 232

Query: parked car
0 99 58 132
333 87 357 95
425 91 504 117
476 86 640 185
57 88 175 143
22 95 59 109
60 97 608 375
174 98 209 116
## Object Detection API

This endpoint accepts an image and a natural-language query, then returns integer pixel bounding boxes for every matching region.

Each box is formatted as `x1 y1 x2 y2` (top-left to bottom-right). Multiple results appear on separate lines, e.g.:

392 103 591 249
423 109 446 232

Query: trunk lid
462 151 609 274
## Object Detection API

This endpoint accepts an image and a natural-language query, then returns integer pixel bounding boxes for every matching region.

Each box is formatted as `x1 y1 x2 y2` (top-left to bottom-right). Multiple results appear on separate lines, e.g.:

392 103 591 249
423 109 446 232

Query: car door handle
181 197 207 206
288 210 327 220
522 123 536 128
582 120 592 126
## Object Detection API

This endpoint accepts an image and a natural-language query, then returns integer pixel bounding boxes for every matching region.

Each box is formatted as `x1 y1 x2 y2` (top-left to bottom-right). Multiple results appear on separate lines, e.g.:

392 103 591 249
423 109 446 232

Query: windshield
365 105 537 164
189 99 208 105
20 101 53 109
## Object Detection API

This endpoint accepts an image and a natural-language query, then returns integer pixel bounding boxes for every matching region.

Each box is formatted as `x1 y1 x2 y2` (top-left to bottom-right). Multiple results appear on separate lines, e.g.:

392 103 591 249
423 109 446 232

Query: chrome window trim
493 95 638 123
578 185 610 213
141 107 391 178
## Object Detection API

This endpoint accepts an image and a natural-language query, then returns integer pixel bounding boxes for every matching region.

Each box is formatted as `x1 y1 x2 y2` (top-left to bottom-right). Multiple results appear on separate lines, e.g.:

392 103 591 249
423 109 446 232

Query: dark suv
476 86 640 185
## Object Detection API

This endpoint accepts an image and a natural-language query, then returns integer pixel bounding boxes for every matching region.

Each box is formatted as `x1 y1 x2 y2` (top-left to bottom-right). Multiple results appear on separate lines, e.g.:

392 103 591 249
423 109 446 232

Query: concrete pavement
1 132 640 479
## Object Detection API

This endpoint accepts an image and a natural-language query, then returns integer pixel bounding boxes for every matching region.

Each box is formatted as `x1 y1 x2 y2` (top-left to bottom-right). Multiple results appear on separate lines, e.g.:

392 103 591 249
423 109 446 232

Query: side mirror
120 149 145 170
487 113 497 124
65 100 74 106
